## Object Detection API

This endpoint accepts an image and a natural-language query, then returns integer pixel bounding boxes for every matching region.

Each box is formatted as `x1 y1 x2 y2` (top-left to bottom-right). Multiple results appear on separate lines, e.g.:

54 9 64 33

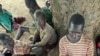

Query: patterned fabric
14 40 30 55
59 35 94 56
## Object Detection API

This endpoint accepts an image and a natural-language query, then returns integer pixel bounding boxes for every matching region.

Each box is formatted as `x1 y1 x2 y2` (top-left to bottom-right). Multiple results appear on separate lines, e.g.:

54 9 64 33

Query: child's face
68 31 82 39
37 16 45 29
68 23 83 39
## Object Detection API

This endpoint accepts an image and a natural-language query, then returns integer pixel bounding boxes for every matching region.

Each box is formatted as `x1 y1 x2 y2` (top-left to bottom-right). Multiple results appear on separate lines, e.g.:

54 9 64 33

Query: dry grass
0 0 45 42
0 0 45 26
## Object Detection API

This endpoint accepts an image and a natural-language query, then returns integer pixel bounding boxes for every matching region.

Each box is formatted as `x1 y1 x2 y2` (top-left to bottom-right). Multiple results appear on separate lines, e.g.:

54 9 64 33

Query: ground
0 0 45 42
1 0 59 56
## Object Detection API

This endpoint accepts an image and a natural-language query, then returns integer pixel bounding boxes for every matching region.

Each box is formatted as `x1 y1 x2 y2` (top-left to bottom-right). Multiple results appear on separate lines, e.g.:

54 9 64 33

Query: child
59 14 94 56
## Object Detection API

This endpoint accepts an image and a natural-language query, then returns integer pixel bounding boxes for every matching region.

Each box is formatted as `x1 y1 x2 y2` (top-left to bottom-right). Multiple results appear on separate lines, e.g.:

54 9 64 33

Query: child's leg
15 25 29 40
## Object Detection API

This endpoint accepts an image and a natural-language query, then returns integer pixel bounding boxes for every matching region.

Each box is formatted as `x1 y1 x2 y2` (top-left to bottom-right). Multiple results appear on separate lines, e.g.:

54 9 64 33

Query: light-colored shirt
59 35 94 56
34 23 57 46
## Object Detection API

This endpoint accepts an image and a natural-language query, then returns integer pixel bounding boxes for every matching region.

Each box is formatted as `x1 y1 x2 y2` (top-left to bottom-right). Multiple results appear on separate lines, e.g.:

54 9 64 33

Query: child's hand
28 35 34 41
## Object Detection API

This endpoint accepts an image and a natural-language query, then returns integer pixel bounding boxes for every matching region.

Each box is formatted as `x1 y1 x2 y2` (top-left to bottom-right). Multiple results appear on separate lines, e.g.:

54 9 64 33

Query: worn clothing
0 9 13 32
34 23 57 47
59 35 94 56
31 23 57 56
15 23 57 56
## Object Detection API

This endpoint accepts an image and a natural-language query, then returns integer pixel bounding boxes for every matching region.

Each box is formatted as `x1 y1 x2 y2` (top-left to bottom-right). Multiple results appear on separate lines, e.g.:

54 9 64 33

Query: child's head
25 0 40 13
68 14 85 42
0 33 14 53
34 10 46 29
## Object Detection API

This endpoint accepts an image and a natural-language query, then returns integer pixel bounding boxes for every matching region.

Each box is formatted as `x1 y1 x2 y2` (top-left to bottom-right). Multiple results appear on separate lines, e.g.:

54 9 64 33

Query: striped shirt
59 35 94 56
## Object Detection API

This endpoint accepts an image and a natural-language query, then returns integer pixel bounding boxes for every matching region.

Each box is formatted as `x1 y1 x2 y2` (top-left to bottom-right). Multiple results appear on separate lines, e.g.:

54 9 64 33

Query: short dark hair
25 0 39 8
69 14 85 27
45 0 50 7
0 33 14 50
34 10 46 20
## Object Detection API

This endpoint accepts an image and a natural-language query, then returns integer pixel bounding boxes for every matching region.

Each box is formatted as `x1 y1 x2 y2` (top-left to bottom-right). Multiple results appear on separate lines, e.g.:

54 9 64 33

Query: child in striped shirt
59 14 94 56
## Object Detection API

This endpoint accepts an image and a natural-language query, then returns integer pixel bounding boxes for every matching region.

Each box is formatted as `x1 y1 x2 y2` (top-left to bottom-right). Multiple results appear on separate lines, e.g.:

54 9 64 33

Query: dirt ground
0 0 45 42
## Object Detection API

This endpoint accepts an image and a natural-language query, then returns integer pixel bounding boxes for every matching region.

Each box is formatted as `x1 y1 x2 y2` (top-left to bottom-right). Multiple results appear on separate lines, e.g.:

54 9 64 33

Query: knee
18 25 29 32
